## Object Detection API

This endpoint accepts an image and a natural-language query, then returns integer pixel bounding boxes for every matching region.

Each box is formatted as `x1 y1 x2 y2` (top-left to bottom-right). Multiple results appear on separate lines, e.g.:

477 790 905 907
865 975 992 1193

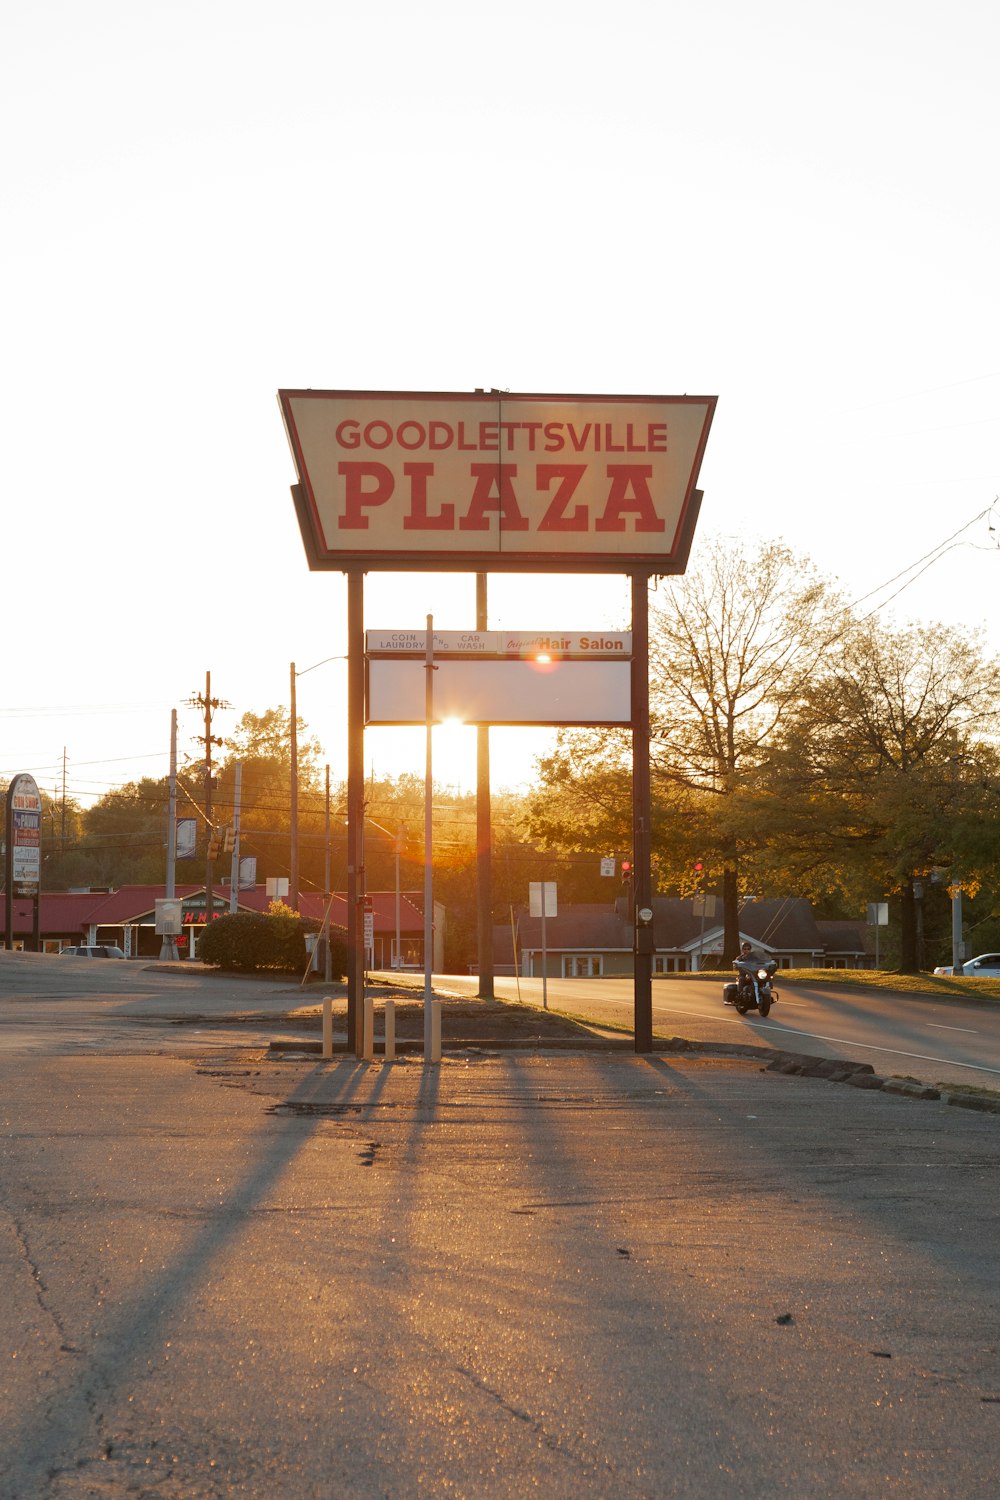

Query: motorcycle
724 957 778 1017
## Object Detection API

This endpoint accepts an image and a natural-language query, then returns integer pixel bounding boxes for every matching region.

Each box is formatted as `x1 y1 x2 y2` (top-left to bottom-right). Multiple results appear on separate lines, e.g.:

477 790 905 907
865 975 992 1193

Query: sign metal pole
347 569 365 1056
632 570 654 1051
424 615 441 1061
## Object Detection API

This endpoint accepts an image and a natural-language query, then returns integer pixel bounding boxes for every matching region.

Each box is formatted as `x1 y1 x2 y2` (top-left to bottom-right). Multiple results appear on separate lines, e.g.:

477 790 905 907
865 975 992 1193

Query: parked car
61 945 126 958
933 953 1000 977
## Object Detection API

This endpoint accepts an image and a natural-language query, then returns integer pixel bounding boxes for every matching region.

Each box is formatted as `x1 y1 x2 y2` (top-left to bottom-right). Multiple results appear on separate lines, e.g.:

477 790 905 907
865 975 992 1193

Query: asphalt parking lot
2 962 1000 1498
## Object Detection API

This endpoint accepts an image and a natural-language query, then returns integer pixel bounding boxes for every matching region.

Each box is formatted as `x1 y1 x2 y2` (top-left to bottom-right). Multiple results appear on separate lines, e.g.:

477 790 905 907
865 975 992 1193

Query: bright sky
3 0 998 809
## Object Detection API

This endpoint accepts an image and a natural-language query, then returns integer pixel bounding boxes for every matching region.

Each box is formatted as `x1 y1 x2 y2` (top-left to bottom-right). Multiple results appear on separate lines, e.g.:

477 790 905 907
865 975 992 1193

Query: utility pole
324 764 332 983
160 709 179 961
229 760 242 914
186 672 231 944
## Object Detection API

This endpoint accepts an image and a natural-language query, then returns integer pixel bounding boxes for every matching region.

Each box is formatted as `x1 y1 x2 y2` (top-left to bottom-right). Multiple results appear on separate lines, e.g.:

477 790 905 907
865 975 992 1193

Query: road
0 948 310 1053
3 952 1000 1495
4 953 1000 1093
428 972 1000 1092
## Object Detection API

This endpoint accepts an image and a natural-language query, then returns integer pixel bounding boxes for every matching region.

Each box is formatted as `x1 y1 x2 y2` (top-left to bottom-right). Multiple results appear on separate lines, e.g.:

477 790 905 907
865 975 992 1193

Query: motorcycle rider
735 940 765 998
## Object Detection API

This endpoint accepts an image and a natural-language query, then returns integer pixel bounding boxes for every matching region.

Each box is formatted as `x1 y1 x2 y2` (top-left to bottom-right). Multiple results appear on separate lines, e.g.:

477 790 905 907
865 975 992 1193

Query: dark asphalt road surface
2 954 1000 1495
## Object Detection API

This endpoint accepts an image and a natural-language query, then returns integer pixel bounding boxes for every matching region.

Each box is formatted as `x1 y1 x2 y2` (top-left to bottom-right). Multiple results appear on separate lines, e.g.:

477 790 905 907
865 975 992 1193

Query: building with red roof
4 885 443 969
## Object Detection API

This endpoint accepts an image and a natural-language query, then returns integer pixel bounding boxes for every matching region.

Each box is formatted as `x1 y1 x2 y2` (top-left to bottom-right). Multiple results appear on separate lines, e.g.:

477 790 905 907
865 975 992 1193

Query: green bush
197 911 306 973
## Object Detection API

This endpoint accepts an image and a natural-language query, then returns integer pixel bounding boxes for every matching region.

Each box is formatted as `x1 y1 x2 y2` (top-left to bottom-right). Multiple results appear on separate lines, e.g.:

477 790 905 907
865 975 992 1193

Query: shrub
198 910 350 976
198 911 307 973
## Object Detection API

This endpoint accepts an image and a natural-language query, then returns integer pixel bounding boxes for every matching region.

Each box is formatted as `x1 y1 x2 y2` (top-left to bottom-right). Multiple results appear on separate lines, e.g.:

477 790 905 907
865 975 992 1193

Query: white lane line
746 1020 1000 1076
926 1023 979 1034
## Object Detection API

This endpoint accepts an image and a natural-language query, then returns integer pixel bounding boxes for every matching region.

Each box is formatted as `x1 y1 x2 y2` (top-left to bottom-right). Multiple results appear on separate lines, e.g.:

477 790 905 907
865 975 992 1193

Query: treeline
20 534 1000 972
528 536 1000 972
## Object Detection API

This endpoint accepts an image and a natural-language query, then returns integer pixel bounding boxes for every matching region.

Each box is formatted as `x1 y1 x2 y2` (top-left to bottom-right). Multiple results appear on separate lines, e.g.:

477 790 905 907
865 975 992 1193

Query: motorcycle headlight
757 968 768 980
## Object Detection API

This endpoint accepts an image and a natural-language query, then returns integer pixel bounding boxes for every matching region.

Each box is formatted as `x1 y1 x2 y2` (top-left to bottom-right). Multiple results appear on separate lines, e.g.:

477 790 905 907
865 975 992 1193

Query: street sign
529 882 557 918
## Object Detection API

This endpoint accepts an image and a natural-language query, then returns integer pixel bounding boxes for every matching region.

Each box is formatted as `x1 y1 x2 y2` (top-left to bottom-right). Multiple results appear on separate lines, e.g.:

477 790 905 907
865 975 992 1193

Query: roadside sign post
5 773 42 952
280 388 717 1056
529 882 557 1010
867 901 889 969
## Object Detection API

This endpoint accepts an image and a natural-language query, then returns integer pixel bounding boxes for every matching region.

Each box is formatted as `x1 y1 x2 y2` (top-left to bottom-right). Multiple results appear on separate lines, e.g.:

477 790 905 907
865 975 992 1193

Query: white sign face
155 898 184 936
366 629 631 658
280 390 716 573
367 658 632 726
176 817 197 859
600 857 616 877
529 882 558 918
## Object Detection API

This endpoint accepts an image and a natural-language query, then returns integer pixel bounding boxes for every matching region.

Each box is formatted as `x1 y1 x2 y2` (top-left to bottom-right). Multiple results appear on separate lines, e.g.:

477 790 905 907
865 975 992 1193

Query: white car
933 953 1000 977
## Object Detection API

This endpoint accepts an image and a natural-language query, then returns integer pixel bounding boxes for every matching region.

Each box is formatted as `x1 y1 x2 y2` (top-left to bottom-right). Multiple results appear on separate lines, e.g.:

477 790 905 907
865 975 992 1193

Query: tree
523 539 844 955
76 778 171 886
749 618 1000 970
647 537 844 956
211 707 329 894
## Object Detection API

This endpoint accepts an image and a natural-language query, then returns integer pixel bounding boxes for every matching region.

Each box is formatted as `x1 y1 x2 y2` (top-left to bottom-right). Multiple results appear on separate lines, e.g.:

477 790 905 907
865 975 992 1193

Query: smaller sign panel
529 882 558 918
367 658 632 726
155 898 184 936
600 857 616 877
176 818 197 859
366 629 632 658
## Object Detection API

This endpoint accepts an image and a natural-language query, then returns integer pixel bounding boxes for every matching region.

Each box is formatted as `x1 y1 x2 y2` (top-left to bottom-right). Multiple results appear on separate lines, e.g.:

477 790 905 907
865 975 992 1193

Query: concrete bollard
383 1000 396 1062
322 997 334 1059
424 997 441 1064
362 994 374 1060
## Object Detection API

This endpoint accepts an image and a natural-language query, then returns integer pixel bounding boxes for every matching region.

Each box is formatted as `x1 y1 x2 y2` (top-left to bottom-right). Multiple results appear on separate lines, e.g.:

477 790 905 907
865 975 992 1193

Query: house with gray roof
495 895 870 977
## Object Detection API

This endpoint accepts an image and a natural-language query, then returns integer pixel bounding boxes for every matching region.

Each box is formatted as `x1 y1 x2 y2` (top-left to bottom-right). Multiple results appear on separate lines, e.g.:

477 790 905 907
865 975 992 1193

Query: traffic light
207 830 222 860
223 827 236 855
621 860 633 882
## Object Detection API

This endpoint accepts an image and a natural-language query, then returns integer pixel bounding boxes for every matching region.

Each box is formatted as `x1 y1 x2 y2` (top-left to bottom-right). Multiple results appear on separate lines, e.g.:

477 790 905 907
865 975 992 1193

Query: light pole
289 655 346 916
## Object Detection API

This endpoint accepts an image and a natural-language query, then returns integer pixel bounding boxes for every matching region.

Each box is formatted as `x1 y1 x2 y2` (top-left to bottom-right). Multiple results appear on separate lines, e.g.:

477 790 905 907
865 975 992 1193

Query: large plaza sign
279 389 716 573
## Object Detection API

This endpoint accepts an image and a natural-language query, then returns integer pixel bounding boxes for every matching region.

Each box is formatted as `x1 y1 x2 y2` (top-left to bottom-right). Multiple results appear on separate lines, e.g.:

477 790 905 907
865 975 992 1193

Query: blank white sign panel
366 659 632 726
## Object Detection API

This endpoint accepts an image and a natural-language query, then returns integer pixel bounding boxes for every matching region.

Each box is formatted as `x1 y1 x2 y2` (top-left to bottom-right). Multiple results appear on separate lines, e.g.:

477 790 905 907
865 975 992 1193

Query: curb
266 1032 1000 1115
757 1048 1000 1114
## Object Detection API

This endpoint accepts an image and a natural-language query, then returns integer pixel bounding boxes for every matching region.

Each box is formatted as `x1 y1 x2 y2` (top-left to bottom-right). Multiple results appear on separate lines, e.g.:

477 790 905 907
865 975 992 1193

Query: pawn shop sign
279 389 717 574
